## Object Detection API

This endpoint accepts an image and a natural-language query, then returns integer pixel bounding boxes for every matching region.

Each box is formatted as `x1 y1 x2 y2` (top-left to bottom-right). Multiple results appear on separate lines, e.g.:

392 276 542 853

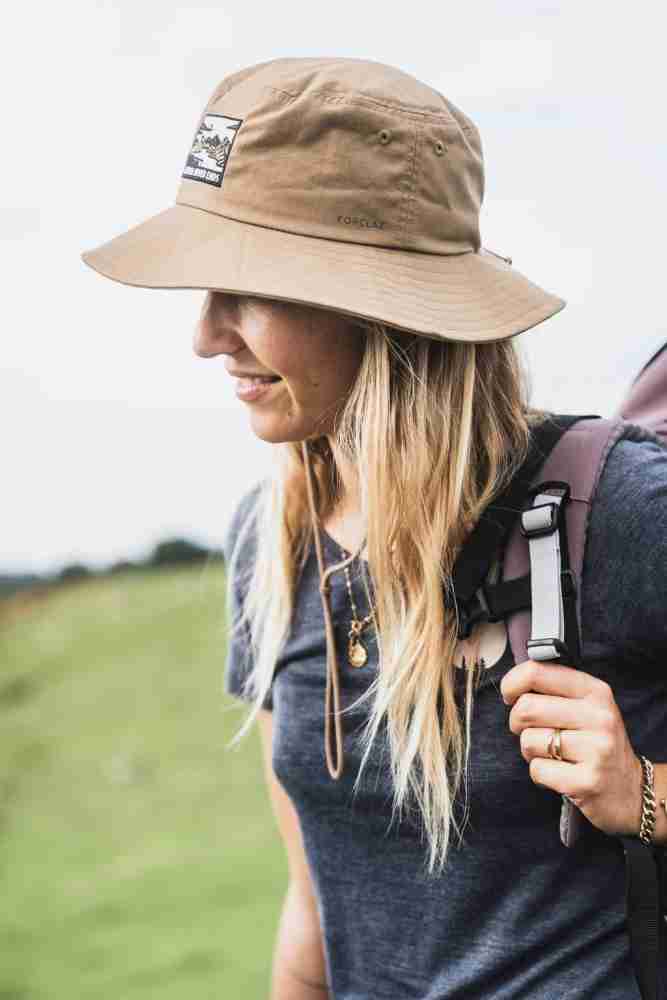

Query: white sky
2 2 666 574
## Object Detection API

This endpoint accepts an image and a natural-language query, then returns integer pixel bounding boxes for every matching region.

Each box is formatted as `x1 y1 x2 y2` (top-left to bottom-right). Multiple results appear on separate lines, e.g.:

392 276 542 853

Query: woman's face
193 291 365 444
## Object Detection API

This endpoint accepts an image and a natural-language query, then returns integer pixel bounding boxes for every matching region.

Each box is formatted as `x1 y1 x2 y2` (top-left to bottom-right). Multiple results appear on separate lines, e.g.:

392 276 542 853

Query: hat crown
176 56 484 254
82 55 565 343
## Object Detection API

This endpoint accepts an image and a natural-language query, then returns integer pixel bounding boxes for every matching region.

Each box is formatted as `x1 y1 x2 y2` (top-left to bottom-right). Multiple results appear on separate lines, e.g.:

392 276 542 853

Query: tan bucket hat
80 55 565 343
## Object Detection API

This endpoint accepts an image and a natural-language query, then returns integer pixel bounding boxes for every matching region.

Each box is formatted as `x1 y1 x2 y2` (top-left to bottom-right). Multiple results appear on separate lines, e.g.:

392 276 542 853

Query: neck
327 439 360 516
321 438 366 555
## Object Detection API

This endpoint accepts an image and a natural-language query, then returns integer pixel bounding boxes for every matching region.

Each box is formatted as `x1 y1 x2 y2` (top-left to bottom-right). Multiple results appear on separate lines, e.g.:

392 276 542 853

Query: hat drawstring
481 246 513 265
301 440 363 780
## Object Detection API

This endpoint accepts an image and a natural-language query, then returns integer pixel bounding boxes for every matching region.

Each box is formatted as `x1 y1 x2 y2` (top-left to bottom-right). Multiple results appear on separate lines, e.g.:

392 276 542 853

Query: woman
81 56 667 1000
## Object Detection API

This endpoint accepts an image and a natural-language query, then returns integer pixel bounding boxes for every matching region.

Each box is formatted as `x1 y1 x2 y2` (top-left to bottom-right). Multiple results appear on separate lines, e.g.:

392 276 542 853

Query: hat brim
81 203 565 343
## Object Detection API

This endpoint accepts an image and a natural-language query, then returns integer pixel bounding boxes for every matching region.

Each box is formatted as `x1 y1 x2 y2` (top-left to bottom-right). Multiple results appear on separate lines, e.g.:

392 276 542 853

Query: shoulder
592 427 667 526
222 477 268 578
583 427 667 648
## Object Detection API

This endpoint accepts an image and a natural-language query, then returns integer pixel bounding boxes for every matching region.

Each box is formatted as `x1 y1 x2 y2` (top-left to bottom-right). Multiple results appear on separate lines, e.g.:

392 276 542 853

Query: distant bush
0 537 224 602
57 563 94 583
107 559 142 576
0 573 44 598
147 538 217 568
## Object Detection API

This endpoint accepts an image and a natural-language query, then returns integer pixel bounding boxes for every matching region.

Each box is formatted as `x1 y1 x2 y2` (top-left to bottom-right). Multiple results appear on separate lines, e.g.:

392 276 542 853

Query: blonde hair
225 315 548 876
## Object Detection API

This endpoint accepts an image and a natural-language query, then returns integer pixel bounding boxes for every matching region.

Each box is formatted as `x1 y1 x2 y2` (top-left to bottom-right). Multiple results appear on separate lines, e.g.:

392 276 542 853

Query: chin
248 415 321 447
247 416 296 445
249 427 292 445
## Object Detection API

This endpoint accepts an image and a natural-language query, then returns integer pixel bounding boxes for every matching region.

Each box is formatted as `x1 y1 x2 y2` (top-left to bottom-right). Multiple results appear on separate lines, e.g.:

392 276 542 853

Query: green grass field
0 563 286 999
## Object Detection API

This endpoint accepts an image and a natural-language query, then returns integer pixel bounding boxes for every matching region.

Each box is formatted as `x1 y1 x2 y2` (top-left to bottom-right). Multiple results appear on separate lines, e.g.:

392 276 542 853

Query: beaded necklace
334 542 376 668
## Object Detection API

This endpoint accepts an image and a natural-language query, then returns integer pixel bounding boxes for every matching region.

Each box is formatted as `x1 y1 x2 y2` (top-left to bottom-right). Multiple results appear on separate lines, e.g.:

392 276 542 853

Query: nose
192 291 244 358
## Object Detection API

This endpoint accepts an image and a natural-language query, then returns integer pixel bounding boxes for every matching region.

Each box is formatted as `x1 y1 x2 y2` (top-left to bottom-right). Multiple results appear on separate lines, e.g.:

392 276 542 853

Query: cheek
259 314 362 397
307 338 363 392
298 367 352 401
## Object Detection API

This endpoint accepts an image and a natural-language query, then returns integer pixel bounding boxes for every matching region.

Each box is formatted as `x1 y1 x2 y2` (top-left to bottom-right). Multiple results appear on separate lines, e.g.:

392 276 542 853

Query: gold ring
547 728 563 761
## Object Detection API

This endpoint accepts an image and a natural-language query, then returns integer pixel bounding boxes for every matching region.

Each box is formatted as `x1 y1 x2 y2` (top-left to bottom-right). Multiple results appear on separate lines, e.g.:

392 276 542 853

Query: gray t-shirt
222 423 667 1000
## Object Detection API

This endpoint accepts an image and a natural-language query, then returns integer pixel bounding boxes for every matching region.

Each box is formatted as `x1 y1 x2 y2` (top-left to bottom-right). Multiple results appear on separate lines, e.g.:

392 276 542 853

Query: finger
508 692 605 735
529 757 588 799
519 726 589 764
501 660 610 706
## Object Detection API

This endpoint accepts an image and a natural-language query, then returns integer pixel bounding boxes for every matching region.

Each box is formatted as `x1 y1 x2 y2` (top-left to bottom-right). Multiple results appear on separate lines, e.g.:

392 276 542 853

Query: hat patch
182 113 243 189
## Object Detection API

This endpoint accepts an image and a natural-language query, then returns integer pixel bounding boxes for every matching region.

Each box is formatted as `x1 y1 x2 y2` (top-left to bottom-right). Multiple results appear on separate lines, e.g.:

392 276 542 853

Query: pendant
348 638 368 668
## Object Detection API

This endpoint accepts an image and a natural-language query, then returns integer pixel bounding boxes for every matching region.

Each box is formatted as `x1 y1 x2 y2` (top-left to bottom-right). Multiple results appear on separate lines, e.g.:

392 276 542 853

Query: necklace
335 543 377 668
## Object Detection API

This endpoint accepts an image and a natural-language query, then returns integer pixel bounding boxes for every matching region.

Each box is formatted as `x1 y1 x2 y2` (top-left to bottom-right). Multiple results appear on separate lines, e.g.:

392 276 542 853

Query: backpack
451 340 667 1000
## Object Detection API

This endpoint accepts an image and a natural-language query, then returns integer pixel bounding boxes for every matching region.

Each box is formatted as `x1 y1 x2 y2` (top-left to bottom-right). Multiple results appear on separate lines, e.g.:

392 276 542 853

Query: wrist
636 755 667 847
637 755 656 844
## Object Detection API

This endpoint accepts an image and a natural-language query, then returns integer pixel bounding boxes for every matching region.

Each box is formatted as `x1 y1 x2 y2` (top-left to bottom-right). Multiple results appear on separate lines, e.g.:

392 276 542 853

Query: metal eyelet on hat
378 129 392 144
434 140 446 156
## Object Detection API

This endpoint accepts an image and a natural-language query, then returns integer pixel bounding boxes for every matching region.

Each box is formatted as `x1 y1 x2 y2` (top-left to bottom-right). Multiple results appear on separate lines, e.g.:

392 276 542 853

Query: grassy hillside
0 563 286 1000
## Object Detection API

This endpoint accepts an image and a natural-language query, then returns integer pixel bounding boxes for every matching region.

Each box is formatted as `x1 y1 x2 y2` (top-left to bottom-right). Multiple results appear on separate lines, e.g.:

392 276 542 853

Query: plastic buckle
520 480 572 540
475 581 503 624
526 637 570 660
520 501 559 539
457 602 476 639
456 582 497 639
457 595 483 639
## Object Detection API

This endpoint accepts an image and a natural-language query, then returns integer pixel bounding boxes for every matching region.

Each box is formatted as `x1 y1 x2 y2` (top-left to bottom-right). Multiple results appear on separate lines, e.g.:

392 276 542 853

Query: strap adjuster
457 595 484 639
520 501 559 539
520 479 571 540
456 582 501 639
526 637 570 661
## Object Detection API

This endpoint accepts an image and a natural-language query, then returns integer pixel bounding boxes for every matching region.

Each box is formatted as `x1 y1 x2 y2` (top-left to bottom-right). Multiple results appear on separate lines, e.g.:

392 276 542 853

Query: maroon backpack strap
504 416 628 666
503 413 667 995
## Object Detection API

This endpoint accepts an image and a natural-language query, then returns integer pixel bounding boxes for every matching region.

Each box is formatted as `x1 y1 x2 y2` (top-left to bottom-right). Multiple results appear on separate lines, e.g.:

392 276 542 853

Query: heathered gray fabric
222 425 667 1000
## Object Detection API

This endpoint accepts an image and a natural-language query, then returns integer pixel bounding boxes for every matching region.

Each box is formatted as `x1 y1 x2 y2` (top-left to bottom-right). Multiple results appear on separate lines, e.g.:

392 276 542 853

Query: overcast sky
2 2 666 574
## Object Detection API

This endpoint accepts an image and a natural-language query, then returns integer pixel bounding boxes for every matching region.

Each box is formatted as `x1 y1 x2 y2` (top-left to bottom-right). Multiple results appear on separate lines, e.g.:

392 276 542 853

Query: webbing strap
521 493 567 661
450 414 587 605
619 836 664 1000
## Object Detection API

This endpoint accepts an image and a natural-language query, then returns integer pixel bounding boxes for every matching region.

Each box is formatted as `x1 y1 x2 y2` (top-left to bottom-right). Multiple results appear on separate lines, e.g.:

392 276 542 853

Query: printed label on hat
182 113 243 188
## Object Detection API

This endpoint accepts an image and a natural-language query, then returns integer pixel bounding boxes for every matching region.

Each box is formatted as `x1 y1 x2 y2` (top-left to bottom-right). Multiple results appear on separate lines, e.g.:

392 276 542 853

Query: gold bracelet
638 754 657 846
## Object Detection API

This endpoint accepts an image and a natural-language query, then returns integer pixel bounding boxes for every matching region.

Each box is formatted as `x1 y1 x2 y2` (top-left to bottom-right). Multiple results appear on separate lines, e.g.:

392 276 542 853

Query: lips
226 366 281 379
235 375 282 385
234 376 283 401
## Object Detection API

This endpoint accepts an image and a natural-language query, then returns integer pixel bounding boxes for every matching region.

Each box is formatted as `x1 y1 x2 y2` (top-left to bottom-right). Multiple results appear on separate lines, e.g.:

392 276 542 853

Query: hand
500 659 643 838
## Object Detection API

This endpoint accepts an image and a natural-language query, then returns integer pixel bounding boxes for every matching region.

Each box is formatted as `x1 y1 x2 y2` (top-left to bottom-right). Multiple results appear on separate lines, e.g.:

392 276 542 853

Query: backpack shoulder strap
502 413 667 999
504 415 628 666
450 412 585 634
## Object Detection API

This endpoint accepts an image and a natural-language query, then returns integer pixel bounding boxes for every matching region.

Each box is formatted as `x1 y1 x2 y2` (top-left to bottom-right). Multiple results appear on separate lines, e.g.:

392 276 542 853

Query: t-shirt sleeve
582 433 667 659
222 481 273 711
